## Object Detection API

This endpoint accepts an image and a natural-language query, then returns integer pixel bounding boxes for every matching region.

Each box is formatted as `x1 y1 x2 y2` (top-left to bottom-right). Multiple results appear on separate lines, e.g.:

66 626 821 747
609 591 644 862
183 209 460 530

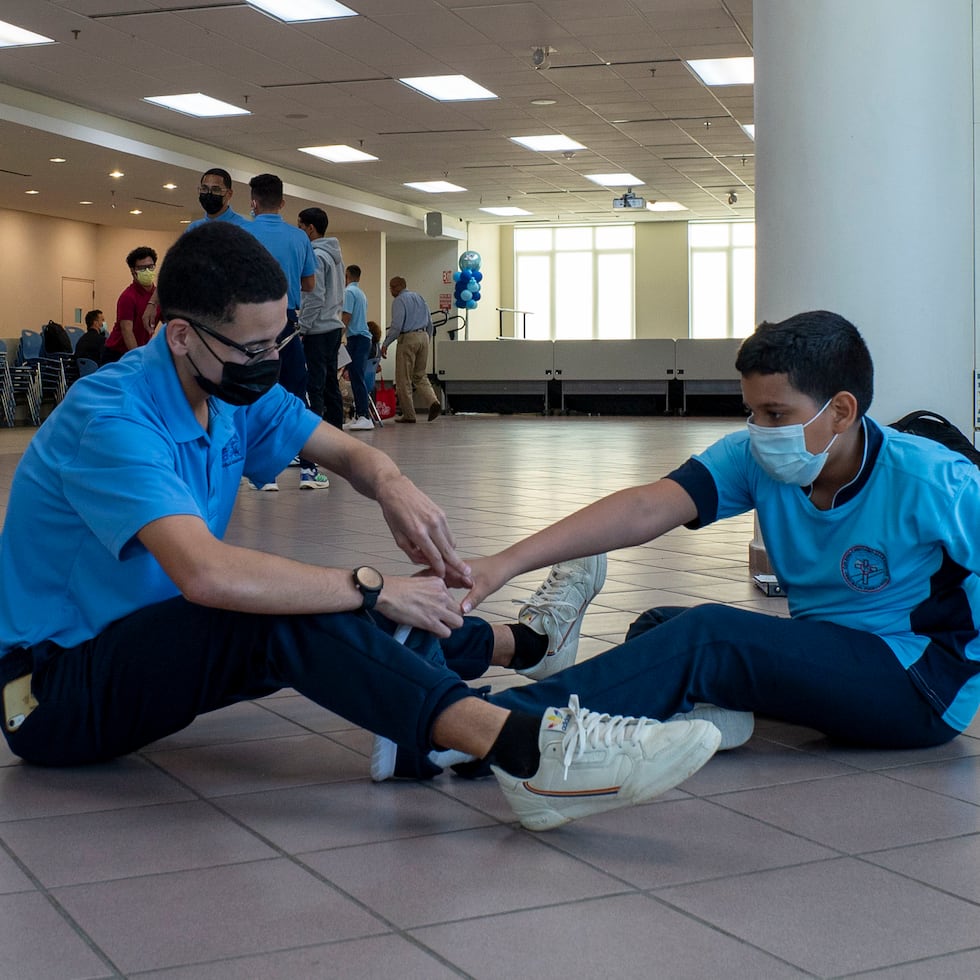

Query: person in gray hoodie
298 207 345 429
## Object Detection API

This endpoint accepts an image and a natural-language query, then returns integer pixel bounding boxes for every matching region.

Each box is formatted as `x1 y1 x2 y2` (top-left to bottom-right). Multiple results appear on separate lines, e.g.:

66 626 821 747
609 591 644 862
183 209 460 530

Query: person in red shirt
103 246 162 363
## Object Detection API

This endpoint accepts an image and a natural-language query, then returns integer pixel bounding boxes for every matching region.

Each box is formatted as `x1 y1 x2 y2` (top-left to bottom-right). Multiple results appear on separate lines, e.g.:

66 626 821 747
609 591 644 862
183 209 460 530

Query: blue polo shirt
343 281 369 338
669 418 980 730
244 214 316 309
185 207 252 234
0 329 319 660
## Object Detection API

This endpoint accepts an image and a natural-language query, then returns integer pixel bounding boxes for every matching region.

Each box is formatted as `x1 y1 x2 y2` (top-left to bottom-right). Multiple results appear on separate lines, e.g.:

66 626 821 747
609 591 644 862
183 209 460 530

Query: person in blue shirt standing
244 173 324 489
342 264 373 431
381 276 441 424
185 167 252 233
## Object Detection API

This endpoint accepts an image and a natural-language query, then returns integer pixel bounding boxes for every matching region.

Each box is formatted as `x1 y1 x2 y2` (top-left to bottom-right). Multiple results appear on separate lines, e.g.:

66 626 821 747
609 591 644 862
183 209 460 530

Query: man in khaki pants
381 276 441 423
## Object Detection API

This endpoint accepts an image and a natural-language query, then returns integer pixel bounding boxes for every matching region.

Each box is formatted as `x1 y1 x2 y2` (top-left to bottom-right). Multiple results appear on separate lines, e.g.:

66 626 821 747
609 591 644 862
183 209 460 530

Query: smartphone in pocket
3 674 38 732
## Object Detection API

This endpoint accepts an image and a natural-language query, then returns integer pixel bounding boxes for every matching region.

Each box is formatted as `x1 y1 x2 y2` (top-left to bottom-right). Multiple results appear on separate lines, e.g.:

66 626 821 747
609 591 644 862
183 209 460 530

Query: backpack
889 410 980 469
42 319 73 355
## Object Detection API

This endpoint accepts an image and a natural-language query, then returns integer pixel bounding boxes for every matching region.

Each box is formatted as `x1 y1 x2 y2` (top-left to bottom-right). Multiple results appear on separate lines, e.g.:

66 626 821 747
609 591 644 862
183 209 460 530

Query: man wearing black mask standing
186 168 252 232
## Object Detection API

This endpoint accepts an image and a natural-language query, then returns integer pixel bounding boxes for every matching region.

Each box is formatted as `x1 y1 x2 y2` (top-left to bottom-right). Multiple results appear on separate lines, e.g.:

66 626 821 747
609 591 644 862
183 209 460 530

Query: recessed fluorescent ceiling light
480 206 532 216
144 93 250 117
646 201 688 212
687 56 754 86
247 0 357 22
49 157 67 163
399 75 497 101
300 144 378 163
0 20 55 47
510 134 586 152
586 173 643 187
741 123 755 139
404 180 466 193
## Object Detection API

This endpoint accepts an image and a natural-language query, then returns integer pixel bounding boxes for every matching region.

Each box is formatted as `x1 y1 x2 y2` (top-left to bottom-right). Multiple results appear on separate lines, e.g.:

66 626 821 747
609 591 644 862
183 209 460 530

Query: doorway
62 277 95 327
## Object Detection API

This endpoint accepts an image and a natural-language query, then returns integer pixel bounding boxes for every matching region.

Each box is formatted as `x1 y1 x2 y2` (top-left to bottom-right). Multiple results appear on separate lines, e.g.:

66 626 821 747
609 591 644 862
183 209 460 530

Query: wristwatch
352 565 383 610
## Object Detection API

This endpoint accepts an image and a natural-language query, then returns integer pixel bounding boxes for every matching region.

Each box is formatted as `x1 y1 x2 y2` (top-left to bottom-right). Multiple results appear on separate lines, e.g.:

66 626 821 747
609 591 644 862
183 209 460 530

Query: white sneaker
250 481 279 491
494 695 721 831
513 555 607 679
667 704 754 750
288 456 302 467
299 469 330 489
344 416 374 431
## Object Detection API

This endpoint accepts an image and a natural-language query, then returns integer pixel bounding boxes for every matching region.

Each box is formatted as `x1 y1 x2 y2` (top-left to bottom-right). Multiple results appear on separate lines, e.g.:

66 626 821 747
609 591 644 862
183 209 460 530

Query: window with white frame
689 221 755 338
514 225 634 340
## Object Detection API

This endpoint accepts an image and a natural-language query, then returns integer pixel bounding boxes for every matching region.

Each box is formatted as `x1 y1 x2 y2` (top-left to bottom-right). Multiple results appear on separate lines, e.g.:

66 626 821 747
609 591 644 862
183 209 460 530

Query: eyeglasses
198 185 227 195
182 316 299 362
134 263 156 272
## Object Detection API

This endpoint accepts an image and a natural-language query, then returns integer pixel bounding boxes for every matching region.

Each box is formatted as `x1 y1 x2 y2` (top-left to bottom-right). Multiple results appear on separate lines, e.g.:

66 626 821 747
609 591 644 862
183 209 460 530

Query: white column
754 0 975 431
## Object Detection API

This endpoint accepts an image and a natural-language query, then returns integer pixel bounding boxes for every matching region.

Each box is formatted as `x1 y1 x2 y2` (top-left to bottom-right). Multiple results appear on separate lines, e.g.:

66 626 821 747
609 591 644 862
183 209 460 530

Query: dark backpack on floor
889 410 980 469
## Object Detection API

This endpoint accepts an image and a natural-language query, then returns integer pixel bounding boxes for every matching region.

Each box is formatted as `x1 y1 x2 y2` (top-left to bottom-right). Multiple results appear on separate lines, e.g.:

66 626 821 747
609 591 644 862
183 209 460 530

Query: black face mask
189 354 280 406
199 192 226 215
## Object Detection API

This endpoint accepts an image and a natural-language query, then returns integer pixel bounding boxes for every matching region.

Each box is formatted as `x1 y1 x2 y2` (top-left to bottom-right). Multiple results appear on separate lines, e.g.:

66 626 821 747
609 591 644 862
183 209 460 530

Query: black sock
485 710 542 777
507 623 549 671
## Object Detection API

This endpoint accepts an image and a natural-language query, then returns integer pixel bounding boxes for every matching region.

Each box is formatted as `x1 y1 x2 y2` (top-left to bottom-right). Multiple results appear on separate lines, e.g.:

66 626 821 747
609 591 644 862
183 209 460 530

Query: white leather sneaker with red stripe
493 695 721 831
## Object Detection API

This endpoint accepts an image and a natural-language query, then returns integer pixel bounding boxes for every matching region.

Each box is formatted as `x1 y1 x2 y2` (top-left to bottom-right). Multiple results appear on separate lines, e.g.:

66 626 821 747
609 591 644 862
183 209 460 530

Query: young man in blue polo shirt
0 222 721 833
245 173 322 489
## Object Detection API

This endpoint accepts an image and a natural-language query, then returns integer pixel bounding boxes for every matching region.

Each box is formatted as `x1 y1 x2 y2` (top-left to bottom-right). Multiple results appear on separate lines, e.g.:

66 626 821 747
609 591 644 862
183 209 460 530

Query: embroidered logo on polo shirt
221 435 244 467
841 545 890 592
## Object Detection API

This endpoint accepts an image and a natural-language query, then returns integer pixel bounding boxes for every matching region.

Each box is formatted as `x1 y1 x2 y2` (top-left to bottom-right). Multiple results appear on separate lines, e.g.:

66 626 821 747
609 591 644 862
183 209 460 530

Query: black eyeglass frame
173 314 299 362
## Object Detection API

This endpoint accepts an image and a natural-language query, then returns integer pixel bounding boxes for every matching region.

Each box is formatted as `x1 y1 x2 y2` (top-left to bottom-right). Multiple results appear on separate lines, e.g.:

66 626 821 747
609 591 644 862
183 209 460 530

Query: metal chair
66 326 85 350
76 357 99 377
18 329 68 405
1 338 42 426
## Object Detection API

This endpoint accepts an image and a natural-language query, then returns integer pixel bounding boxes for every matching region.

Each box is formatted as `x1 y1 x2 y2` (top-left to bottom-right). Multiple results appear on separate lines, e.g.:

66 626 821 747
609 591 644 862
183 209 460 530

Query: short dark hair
157 223 287 326
298 206 328 236
201 167 232 189
126 246 157 270
735 310 874 417
346 264 361 280
84 309 103 328
249 173 283 209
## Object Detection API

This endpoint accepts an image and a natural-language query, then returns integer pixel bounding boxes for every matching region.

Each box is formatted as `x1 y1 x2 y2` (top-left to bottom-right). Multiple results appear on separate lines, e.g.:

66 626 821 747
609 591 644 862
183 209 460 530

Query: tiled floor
2 414 980 979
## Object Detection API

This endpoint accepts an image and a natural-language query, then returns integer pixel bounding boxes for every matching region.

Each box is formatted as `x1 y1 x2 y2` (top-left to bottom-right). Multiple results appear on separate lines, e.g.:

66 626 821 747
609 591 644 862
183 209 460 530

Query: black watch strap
352 565 383 611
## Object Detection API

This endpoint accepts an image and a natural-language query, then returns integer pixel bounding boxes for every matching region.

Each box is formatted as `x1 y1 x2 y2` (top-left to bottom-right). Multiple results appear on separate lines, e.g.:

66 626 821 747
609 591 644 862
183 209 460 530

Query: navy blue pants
346 334 371 419
2 598 478 767
302 330 343 429
482 604 957 749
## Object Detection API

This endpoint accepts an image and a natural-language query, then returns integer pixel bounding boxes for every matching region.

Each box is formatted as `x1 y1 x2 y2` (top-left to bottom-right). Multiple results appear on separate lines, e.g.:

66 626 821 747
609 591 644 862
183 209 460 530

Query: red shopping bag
374 380 397 419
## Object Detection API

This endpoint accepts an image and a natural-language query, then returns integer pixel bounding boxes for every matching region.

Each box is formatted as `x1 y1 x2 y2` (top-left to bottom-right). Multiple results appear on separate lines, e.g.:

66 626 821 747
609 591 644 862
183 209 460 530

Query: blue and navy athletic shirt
667 417 980 731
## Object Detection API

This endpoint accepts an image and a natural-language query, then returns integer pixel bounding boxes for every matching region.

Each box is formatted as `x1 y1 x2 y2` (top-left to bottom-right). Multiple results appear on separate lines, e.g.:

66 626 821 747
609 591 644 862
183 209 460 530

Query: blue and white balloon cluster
453 251 483 310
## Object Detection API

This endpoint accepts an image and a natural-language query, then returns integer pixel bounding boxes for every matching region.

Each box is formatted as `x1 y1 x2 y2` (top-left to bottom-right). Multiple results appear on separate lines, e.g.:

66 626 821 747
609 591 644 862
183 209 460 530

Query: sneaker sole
371 736 397 782
299 482 330 489
494 719 721 831
518 554 607 680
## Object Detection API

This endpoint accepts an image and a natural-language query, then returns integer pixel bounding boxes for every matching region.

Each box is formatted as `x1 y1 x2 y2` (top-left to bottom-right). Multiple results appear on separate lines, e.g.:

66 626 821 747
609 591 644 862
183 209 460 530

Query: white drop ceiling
0 0 754 237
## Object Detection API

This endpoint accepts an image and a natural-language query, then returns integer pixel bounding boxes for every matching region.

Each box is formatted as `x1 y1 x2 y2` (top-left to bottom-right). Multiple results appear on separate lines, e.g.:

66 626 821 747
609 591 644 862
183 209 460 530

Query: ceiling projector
613 190 646 209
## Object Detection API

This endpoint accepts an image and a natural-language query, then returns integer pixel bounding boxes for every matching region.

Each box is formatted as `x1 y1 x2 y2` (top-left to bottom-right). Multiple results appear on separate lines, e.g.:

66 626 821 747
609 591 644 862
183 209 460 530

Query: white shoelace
559 694 653 778
513 565 583 619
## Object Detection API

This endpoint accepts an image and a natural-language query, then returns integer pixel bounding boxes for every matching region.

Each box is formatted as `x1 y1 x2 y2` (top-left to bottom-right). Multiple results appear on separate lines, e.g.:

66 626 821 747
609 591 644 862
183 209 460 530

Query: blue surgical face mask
746 398 838 485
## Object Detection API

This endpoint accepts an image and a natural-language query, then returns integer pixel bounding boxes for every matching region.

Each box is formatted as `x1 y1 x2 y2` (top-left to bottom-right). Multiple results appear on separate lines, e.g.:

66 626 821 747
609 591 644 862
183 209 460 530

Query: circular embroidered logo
841 545 890 592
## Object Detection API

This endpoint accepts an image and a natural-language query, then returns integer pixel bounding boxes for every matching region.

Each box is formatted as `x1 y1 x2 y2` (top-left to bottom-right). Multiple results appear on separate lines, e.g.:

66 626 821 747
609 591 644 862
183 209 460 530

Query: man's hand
377 576 463 637
376 475 472 585
380 345 388 358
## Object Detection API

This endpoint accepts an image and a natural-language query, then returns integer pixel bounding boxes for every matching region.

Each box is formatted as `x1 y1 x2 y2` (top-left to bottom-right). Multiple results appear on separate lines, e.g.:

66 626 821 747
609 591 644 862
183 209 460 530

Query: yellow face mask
135 268 156 288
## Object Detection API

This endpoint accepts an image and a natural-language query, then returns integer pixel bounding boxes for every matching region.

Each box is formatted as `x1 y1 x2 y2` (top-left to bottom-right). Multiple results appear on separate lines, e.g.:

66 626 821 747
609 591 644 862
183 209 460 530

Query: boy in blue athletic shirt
446 311 980 754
